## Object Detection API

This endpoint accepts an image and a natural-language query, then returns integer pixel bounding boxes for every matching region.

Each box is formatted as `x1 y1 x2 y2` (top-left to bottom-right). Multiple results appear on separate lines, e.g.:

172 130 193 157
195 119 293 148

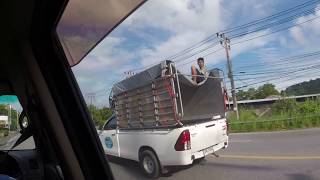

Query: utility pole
16 110 19 132
217 33 239 119
86 93 96 121
7 104 11 132
86 93 96 106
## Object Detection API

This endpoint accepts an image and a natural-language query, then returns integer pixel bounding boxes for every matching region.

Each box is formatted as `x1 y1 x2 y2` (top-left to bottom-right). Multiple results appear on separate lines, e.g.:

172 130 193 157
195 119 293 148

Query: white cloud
290 4 320 49
229 3 320 91
123 0 227 68
290 27 306 44
72 0 288 106
126 0 224 33
72 36 136 106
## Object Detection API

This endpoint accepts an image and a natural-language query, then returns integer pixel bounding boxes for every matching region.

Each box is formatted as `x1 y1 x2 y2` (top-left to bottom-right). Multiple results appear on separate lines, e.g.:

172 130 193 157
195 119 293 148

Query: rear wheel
139 150 160 178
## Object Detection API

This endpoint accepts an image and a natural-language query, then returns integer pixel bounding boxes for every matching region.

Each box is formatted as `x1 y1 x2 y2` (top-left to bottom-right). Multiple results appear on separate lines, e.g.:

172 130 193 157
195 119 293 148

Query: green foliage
88 105 113 127
0 129 9 137
237 88 255 100
297 98 320 114
283 78 320 96
0 104 18 131
228 98 320 133
0 104 7 115
255 84 279 99
271 98 299 115
228 108 257 122
237 84 279 100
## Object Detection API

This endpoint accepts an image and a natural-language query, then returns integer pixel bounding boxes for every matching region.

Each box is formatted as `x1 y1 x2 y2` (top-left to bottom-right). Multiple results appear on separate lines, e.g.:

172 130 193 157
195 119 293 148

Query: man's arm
191 65 197 83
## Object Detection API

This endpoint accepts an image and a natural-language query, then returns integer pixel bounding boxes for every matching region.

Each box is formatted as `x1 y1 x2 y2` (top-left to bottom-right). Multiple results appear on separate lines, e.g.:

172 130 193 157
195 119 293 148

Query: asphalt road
1 128 320 180
109 128 320 180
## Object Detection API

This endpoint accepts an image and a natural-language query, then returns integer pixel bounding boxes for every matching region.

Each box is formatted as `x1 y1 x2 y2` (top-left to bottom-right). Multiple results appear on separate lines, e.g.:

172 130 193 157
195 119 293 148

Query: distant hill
283 78 320 96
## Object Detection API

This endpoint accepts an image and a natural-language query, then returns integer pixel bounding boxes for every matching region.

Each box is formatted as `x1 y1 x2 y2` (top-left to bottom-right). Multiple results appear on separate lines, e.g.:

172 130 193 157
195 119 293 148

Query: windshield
56 0 145 66
57 0 320 179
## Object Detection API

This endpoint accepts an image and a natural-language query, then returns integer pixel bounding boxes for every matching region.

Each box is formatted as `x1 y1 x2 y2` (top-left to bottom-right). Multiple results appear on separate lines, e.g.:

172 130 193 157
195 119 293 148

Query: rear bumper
162 139 228 166
191 140 227 161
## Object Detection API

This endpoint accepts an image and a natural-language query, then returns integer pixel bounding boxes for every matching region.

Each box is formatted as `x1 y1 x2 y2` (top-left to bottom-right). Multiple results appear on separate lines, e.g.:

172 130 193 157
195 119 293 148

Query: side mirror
18 110 30 134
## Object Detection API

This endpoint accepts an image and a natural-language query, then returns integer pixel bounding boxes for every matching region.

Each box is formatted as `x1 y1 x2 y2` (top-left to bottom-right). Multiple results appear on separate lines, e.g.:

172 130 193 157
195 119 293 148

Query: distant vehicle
0 115 8 129
99 61 229 178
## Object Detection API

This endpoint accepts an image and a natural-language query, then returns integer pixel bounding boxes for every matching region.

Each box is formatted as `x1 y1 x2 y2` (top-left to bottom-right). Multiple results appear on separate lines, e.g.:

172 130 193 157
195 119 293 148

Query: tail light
222 120 229 135
226 121 229 135
223 89 228 112
174 130 191 151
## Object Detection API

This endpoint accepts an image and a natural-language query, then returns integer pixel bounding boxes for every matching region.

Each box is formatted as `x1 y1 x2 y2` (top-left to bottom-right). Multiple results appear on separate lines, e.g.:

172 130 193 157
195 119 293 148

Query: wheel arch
138 146 162 166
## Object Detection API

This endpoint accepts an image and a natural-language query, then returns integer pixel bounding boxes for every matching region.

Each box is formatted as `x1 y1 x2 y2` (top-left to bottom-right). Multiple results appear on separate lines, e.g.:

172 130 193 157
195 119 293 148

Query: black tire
139 150 161 179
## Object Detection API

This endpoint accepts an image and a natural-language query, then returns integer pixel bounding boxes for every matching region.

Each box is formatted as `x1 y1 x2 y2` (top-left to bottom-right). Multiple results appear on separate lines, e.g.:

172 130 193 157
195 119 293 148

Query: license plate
202 146 213 156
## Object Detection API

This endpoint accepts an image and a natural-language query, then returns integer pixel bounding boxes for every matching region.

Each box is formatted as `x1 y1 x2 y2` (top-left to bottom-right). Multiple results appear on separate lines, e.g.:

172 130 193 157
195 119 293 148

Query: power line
233 50 320 70
128 0 320 73
173 9 320 69
233 66 320 85
232 15 320 46
237 65 320 82
236 68 320 92
175 0 320 63
277 72 320 89
228 69 320 93
229 64 320 86
107 0 320 98
234 65 320 88
235 64 320 90
234 60 320 75
176 48 224 68
228 6 320 39
221 0 320 34
173 42 219 62
166 35 218 60
173 0 320 64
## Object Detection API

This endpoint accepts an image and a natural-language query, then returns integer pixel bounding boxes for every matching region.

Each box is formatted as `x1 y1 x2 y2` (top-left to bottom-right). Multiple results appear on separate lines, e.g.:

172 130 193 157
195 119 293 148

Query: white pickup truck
99 61 229 178
99 114 228 178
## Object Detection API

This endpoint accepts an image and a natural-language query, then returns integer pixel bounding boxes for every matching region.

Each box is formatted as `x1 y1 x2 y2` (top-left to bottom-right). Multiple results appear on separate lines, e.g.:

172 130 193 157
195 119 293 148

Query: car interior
0 0 138 179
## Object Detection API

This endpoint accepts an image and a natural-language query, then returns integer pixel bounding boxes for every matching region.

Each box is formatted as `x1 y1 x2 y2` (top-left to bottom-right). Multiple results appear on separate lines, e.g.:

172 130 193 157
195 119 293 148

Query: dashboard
0 150 43 180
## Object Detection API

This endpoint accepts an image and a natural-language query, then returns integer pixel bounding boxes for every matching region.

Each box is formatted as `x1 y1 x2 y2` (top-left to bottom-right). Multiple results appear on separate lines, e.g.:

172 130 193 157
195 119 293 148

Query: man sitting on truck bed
191 57 208 84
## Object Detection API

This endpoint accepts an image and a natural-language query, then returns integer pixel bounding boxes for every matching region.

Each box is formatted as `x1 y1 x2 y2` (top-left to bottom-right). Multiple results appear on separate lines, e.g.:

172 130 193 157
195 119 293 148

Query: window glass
0 95 35 150
104 116 117 130
58 0 320 179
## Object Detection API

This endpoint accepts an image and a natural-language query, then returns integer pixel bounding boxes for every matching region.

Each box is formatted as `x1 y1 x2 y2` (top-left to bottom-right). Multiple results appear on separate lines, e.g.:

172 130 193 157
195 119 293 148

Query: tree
100 107 113 121
0 104 7 115
254 83 279 99
237 88 257 100
87 105 113 127
247 88 256 99
236 84 279 100
0 104 18 131
236 90 247 101
283 78 320 96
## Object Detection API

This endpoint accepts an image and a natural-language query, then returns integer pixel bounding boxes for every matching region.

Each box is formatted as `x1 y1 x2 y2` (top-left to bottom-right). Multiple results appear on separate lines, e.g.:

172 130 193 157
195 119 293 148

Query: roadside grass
0 129 9 137
227 98 320 133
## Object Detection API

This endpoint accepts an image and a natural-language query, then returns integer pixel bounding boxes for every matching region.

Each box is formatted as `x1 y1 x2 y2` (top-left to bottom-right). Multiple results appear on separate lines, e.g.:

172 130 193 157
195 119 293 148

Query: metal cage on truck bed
110 60 226 129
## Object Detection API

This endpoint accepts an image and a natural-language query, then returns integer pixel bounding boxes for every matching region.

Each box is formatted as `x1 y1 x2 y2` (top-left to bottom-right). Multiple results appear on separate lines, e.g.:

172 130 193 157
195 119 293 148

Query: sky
0 96 22 112
70 0 320 107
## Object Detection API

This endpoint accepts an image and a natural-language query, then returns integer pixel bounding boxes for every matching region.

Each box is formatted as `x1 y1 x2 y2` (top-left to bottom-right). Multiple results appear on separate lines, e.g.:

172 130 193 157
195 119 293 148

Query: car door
100 116 119 157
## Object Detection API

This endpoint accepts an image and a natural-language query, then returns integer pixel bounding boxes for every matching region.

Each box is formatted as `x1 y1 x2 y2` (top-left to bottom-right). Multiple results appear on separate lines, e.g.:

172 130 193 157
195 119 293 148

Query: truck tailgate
187 118 227 153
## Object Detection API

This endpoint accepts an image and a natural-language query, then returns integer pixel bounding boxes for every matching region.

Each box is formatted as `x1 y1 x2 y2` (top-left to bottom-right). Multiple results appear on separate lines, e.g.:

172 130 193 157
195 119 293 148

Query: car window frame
103 116 117 130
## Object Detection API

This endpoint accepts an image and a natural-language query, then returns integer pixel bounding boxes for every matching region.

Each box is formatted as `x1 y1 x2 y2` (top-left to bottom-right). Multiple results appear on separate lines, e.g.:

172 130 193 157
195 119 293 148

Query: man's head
197 57 205 69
